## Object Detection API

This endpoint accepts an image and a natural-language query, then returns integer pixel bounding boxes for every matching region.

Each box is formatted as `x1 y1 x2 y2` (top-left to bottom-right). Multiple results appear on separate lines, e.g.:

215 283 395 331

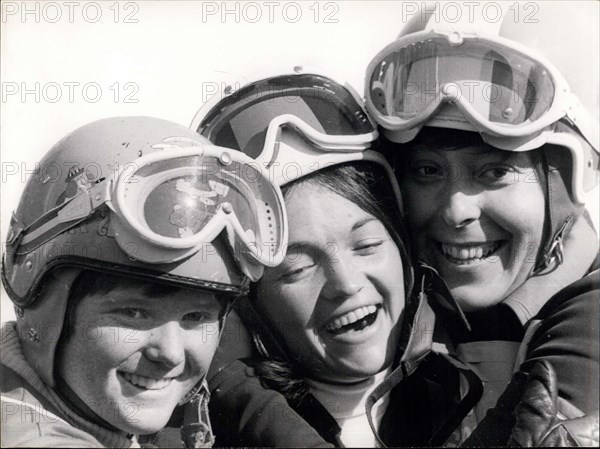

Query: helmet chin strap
178 298 235 448
179 375 214 448
533 149 584 276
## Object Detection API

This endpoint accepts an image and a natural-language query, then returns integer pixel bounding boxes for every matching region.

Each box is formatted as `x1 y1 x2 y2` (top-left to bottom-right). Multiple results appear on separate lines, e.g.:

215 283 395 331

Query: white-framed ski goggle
365 29 596 150
192 70 379 160
17 143 288 281
365 29 599 203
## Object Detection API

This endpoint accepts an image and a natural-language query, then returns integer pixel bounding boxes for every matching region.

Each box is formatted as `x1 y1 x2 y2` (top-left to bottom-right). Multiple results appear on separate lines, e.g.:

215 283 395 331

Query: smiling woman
390 129 600 443
0 117 250 448
57 271 224 435
399 133 547 312
246 163 410 447
367 2 599 444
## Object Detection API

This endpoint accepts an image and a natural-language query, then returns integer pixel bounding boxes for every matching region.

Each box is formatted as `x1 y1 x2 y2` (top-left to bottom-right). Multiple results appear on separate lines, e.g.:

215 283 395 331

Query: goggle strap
563 95 599 152
16 180 112 255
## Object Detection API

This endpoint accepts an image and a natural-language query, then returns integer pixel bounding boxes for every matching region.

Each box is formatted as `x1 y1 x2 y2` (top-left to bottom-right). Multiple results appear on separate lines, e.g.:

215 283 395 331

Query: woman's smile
324 304 380 334
437 241 506 265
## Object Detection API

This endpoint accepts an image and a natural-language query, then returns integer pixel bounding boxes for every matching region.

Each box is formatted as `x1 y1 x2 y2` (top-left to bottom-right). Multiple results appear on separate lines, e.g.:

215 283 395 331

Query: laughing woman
393 129 599 445
249 162 410 446
193 70 484 447
364 4 599 445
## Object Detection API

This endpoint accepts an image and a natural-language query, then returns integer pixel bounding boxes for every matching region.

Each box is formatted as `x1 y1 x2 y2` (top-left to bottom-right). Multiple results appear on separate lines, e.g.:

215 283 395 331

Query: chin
450 286 504 312
121 415 171 435
351 353 392 378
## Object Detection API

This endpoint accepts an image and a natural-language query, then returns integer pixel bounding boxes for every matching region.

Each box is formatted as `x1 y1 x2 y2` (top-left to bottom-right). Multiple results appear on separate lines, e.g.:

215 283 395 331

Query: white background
2 1 599 322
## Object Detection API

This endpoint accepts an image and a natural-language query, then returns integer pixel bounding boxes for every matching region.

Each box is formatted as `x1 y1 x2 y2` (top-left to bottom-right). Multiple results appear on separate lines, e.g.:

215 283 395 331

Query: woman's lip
323 304 381 334
321 307 382 343
118 372 177 391
434 240 507 265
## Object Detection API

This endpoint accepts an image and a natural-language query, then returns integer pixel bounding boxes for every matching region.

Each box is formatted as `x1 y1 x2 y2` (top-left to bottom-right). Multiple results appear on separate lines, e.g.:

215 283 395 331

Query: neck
307 367 392 448
306 367 391 420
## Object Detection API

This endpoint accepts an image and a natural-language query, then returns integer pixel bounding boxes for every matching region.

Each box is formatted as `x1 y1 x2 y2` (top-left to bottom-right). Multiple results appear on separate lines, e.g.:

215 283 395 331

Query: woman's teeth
325 305 378 334
122 372 173 390
440 242 501 264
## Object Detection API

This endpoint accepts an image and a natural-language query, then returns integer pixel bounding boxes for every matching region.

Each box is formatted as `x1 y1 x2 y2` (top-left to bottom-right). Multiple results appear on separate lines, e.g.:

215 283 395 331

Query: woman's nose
143 321 186 368
321 258 365 301
440 188 482 229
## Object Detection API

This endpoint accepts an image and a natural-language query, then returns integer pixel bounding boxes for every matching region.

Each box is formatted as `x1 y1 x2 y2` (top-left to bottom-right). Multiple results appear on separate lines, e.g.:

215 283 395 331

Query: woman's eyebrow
351 217 377 232
284 218 380 253
97 295 147 306
286 241 319 254
463 147 515 161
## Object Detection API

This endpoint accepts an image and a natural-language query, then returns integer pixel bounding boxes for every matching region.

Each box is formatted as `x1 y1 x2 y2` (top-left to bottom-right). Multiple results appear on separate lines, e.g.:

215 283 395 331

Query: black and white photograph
1 1 599 447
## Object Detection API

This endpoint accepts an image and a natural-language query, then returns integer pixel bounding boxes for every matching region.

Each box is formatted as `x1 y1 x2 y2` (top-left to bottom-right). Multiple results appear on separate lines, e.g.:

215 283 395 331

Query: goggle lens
198 74 375 157
116 150 286 268
369 37 556 126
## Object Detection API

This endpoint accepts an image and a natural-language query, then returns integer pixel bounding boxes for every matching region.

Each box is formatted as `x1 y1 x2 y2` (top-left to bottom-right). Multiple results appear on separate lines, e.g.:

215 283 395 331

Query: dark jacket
462 261 600 447
208 254 599 447
208 276 483 447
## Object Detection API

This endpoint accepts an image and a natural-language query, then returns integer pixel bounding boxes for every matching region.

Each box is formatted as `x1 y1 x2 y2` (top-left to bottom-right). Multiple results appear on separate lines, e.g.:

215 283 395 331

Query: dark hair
385 127 545 179
243 162 413 402
284 163 405 242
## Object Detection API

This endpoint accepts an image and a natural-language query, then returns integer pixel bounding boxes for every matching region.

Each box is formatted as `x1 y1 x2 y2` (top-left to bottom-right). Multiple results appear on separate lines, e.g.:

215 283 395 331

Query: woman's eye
118 308 147 319
409 163 444 180
279 263 315 282
479 165 516 183
354 239 384 255
418 166 440 175
183 311 218 324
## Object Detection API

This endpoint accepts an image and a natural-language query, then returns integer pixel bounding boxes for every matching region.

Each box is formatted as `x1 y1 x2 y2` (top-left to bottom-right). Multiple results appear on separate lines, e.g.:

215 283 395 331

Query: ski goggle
365 29 596 151
17 144 287 281
189 70 411 272
191 72 379 162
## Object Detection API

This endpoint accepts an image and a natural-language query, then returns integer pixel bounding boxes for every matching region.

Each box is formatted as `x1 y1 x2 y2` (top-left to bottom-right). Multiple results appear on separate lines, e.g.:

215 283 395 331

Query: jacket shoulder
1 365 103 448
536 268 599 320
521 269 599 414
208 359 333 447
1 396 103 448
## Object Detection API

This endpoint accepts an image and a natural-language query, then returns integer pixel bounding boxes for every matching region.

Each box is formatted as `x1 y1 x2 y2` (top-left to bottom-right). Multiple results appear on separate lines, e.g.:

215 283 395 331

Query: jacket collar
290 391 344 446
364 271 481 447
